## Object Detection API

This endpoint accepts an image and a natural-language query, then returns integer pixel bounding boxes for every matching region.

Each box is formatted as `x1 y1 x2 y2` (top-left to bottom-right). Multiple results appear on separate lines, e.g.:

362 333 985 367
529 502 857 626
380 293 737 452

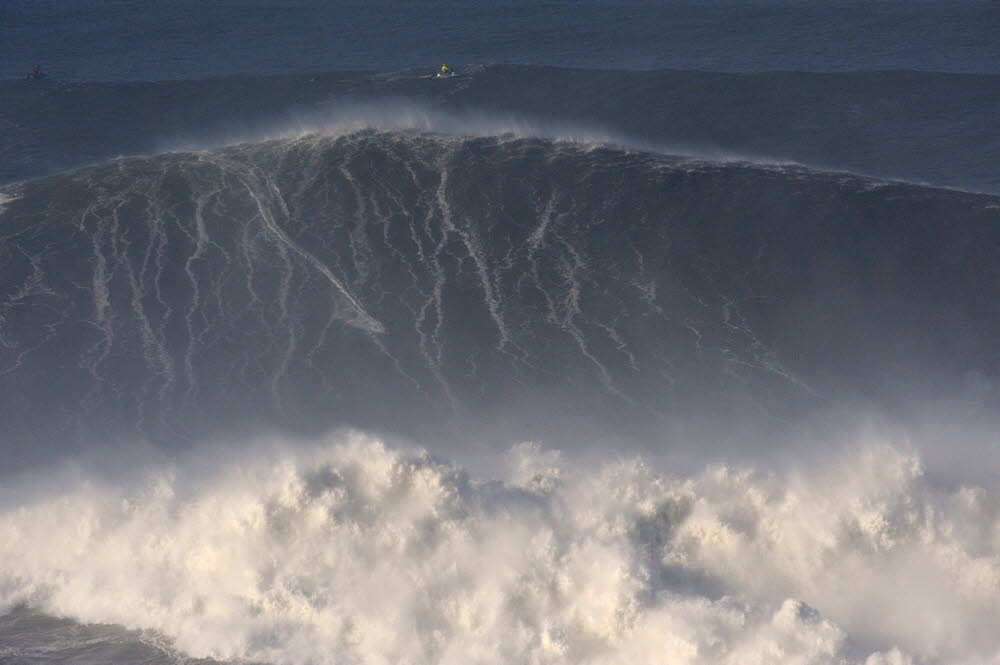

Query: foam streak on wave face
1 434 997 665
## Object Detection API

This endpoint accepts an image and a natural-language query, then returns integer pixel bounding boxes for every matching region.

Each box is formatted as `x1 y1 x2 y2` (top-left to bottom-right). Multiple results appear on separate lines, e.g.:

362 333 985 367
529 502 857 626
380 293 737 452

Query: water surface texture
2 2 999 664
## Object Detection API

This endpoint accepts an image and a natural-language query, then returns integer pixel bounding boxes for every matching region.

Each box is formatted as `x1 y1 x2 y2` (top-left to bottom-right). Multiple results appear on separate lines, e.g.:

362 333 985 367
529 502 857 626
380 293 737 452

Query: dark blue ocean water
4 0 1000 82
2 3 1000 665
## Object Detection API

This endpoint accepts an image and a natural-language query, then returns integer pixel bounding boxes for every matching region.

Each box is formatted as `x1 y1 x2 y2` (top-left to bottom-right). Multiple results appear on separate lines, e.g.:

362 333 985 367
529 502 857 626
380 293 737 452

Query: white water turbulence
2 433 998 665
0 191 17 212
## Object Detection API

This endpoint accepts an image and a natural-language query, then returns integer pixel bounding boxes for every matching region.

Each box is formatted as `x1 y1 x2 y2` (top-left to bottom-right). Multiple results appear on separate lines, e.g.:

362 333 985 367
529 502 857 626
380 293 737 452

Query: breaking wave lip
2 431 999 665
143 87 990 194
1 104 810 192
3 91 985 195
12 115 974 204
138 100 991 197
5 66 998 194
157 101 823 174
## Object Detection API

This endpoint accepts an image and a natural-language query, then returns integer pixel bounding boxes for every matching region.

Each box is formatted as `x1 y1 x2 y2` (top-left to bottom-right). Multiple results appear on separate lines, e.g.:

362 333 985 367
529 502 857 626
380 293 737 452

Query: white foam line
0 191 17 213
235 161 386 335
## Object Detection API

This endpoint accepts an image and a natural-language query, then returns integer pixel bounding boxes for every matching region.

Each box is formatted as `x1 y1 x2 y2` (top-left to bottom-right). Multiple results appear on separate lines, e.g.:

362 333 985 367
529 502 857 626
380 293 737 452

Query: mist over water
4 128 997 466
3 433 1000 665
5 68 1000 193
2 121 998 663
3 3 1000 663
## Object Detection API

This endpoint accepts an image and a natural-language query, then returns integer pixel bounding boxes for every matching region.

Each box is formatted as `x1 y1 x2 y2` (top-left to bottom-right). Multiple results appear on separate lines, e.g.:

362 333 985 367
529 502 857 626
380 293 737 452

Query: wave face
1 124 1000 665
2 435 1000 665
3 130 998 464
4 5 1000 663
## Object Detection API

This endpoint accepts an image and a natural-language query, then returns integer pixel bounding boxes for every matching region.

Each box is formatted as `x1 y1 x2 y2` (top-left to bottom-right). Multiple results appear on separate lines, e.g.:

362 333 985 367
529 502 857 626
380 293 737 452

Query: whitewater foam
0 192 17 212
2 433 997 665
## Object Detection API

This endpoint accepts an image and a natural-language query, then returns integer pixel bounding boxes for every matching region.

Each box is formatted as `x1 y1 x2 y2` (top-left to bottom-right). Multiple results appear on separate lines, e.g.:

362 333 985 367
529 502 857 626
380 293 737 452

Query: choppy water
4 0 999 79
2 3 999 664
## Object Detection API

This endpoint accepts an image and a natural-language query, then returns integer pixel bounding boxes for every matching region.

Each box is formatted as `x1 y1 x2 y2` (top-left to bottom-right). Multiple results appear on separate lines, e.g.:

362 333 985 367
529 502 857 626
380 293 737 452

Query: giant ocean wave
2 71 1000 664
2 129 998 466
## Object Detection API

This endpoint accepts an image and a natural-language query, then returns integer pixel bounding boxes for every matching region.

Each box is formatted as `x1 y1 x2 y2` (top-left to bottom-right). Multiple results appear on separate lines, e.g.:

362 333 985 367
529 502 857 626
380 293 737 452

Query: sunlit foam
2 432 998 664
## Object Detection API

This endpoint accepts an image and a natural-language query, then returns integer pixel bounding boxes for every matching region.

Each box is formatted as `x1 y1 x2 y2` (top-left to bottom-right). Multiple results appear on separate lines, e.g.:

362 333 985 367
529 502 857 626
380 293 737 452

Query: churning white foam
0 191 18 213
1 433 998 665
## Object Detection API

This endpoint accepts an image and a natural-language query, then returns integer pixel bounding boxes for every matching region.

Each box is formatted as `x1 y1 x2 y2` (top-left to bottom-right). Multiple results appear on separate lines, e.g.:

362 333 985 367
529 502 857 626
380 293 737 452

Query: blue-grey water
1 2 999 664
4 0 1000 80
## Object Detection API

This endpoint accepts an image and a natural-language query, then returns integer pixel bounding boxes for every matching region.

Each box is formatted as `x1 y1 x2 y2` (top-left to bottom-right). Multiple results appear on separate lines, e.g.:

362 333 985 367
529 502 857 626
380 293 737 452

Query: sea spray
3 131 997 464
2 433 997 664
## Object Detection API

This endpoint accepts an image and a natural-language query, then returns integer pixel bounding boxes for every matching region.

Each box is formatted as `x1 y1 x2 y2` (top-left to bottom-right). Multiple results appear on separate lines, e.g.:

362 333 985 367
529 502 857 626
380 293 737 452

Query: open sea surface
1 2 999 663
